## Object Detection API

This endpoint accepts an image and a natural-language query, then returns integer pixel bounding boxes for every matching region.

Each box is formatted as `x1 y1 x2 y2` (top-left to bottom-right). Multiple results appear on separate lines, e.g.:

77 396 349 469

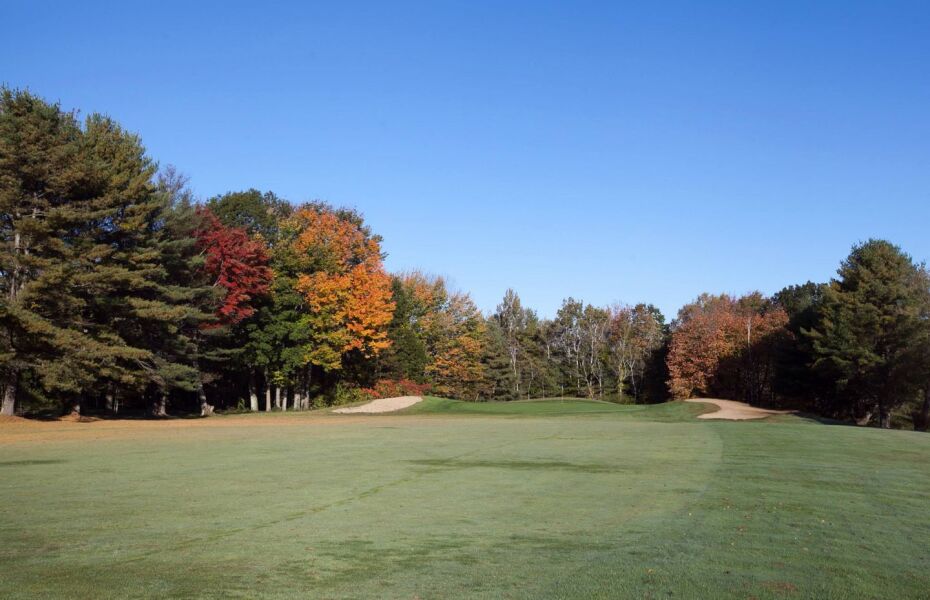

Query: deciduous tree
194 208 272 326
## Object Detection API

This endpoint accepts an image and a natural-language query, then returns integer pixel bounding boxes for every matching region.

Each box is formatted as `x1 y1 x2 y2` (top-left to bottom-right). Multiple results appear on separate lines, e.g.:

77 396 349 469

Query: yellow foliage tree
393 272 486 399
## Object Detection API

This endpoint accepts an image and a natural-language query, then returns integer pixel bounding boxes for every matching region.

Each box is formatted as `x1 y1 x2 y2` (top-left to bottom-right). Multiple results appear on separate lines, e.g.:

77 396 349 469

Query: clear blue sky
4 1 929 319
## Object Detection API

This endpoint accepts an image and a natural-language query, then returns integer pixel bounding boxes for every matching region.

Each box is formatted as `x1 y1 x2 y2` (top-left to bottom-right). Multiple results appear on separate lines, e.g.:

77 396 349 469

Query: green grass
398 396 715 421
397 396 645 415
1 399 928 598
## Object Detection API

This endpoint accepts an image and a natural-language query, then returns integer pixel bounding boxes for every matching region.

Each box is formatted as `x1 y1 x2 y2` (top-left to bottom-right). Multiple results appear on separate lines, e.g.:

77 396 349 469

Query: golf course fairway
0 398 927 598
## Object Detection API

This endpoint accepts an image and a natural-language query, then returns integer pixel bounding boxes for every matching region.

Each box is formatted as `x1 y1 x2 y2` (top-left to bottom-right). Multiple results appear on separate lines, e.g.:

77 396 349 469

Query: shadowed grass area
0 399 927 598
407 457 625 473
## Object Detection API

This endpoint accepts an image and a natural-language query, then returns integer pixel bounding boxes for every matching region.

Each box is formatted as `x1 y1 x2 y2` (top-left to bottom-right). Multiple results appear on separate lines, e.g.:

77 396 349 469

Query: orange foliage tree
391 272 486 399
667 293 789 404
425 291 487 399
289 206 394 372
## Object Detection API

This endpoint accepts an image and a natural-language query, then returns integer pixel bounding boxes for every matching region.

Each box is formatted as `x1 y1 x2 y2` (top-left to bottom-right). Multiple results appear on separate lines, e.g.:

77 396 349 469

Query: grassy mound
398 396 713 420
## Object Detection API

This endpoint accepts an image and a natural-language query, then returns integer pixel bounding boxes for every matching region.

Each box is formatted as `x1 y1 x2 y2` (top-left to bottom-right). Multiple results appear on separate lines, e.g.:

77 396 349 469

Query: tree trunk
275 386 281 410
192 354 214 417
876 399 891 429
152 393 168 417
1 372 17 416
198 377 214 417
281 387 288 412
248 372 259 412
294 388 302 412
264 372 271 411
303 367 312 410
878 401 891 429
105 385 119 415
917 388 930 432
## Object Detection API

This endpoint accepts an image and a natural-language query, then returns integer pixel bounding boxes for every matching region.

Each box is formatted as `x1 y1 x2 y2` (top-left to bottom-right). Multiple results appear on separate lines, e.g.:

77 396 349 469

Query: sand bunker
686 398 794 420
332 396 423 414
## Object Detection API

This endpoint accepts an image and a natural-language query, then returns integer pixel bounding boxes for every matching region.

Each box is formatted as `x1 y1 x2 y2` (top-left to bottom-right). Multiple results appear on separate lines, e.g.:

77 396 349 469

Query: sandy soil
332 396 423 414
685 398 794 420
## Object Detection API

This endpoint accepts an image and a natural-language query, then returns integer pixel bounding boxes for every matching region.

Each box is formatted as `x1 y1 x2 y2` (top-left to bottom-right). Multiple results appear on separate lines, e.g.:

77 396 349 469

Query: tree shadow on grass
408 458 623 474
0 459 67 467
22 409 207 422
782 411 853 427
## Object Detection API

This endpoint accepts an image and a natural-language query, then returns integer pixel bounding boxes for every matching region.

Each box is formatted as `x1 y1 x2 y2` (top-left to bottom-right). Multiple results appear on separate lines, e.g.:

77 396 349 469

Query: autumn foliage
667 293 789 403
10 90 930 432
361 378 431 400
195 208 273 325
389 272 487 399
290 207 394 368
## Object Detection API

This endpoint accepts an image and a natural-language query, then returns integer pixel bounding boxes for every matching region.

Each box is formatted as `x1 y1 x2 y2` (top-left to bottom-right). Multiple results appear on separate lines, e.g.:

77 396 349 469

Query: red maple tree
195 208 273 326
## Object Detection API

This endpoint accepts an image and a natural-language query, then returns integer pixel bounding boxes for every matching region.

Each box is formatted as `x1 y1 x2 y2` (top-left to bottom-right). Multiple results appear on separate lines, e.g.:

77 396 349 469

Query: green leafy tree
492 289 547 399
206 189 291 242
207 188 292 409
606 303 666 403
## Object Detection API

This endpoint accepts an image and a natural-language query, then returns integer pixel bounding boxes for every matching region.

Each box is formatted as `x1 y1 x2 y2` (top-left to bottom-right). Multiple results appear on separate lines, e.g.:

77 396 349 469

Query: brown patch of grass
0 412 454 444
58 413 100 423
761 580 798 594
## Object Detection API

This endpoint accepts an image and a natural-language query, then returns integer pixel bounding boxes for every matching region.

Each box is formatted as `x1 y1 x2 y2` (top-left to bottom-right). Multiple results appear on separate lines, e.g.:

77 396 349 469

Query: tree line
666 242 930 430
1 89 927 430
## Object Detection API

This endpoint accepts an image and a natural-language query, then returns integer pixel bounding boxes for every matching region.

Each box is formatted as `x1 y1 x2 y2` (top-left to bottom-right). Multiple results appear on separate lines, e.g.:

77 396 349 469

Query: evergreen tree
1 90 79 414
479 318 517 401
0 90 207 415
136 169 216 416
772 282 829 408
806 240 930 427
1 90 99 413
380 276 430 381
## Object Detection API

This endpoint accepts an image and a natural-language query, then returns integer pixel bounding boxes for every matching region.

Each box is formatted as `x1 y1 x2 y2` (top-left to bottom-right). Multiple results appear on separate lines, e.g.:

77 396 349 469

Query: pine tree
806 240 930 427
0 90 191 415
145 170 226 416
479 318 517 401
772 282 829 408
1 91 82 412
379 276 430 381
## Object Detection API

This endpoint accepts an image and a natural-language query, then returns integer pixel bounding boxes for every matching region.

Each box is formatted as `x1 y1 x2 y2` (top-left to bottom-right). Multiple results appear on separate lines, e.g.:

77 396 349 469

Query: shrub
328 382 369 406
360 379 431 400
